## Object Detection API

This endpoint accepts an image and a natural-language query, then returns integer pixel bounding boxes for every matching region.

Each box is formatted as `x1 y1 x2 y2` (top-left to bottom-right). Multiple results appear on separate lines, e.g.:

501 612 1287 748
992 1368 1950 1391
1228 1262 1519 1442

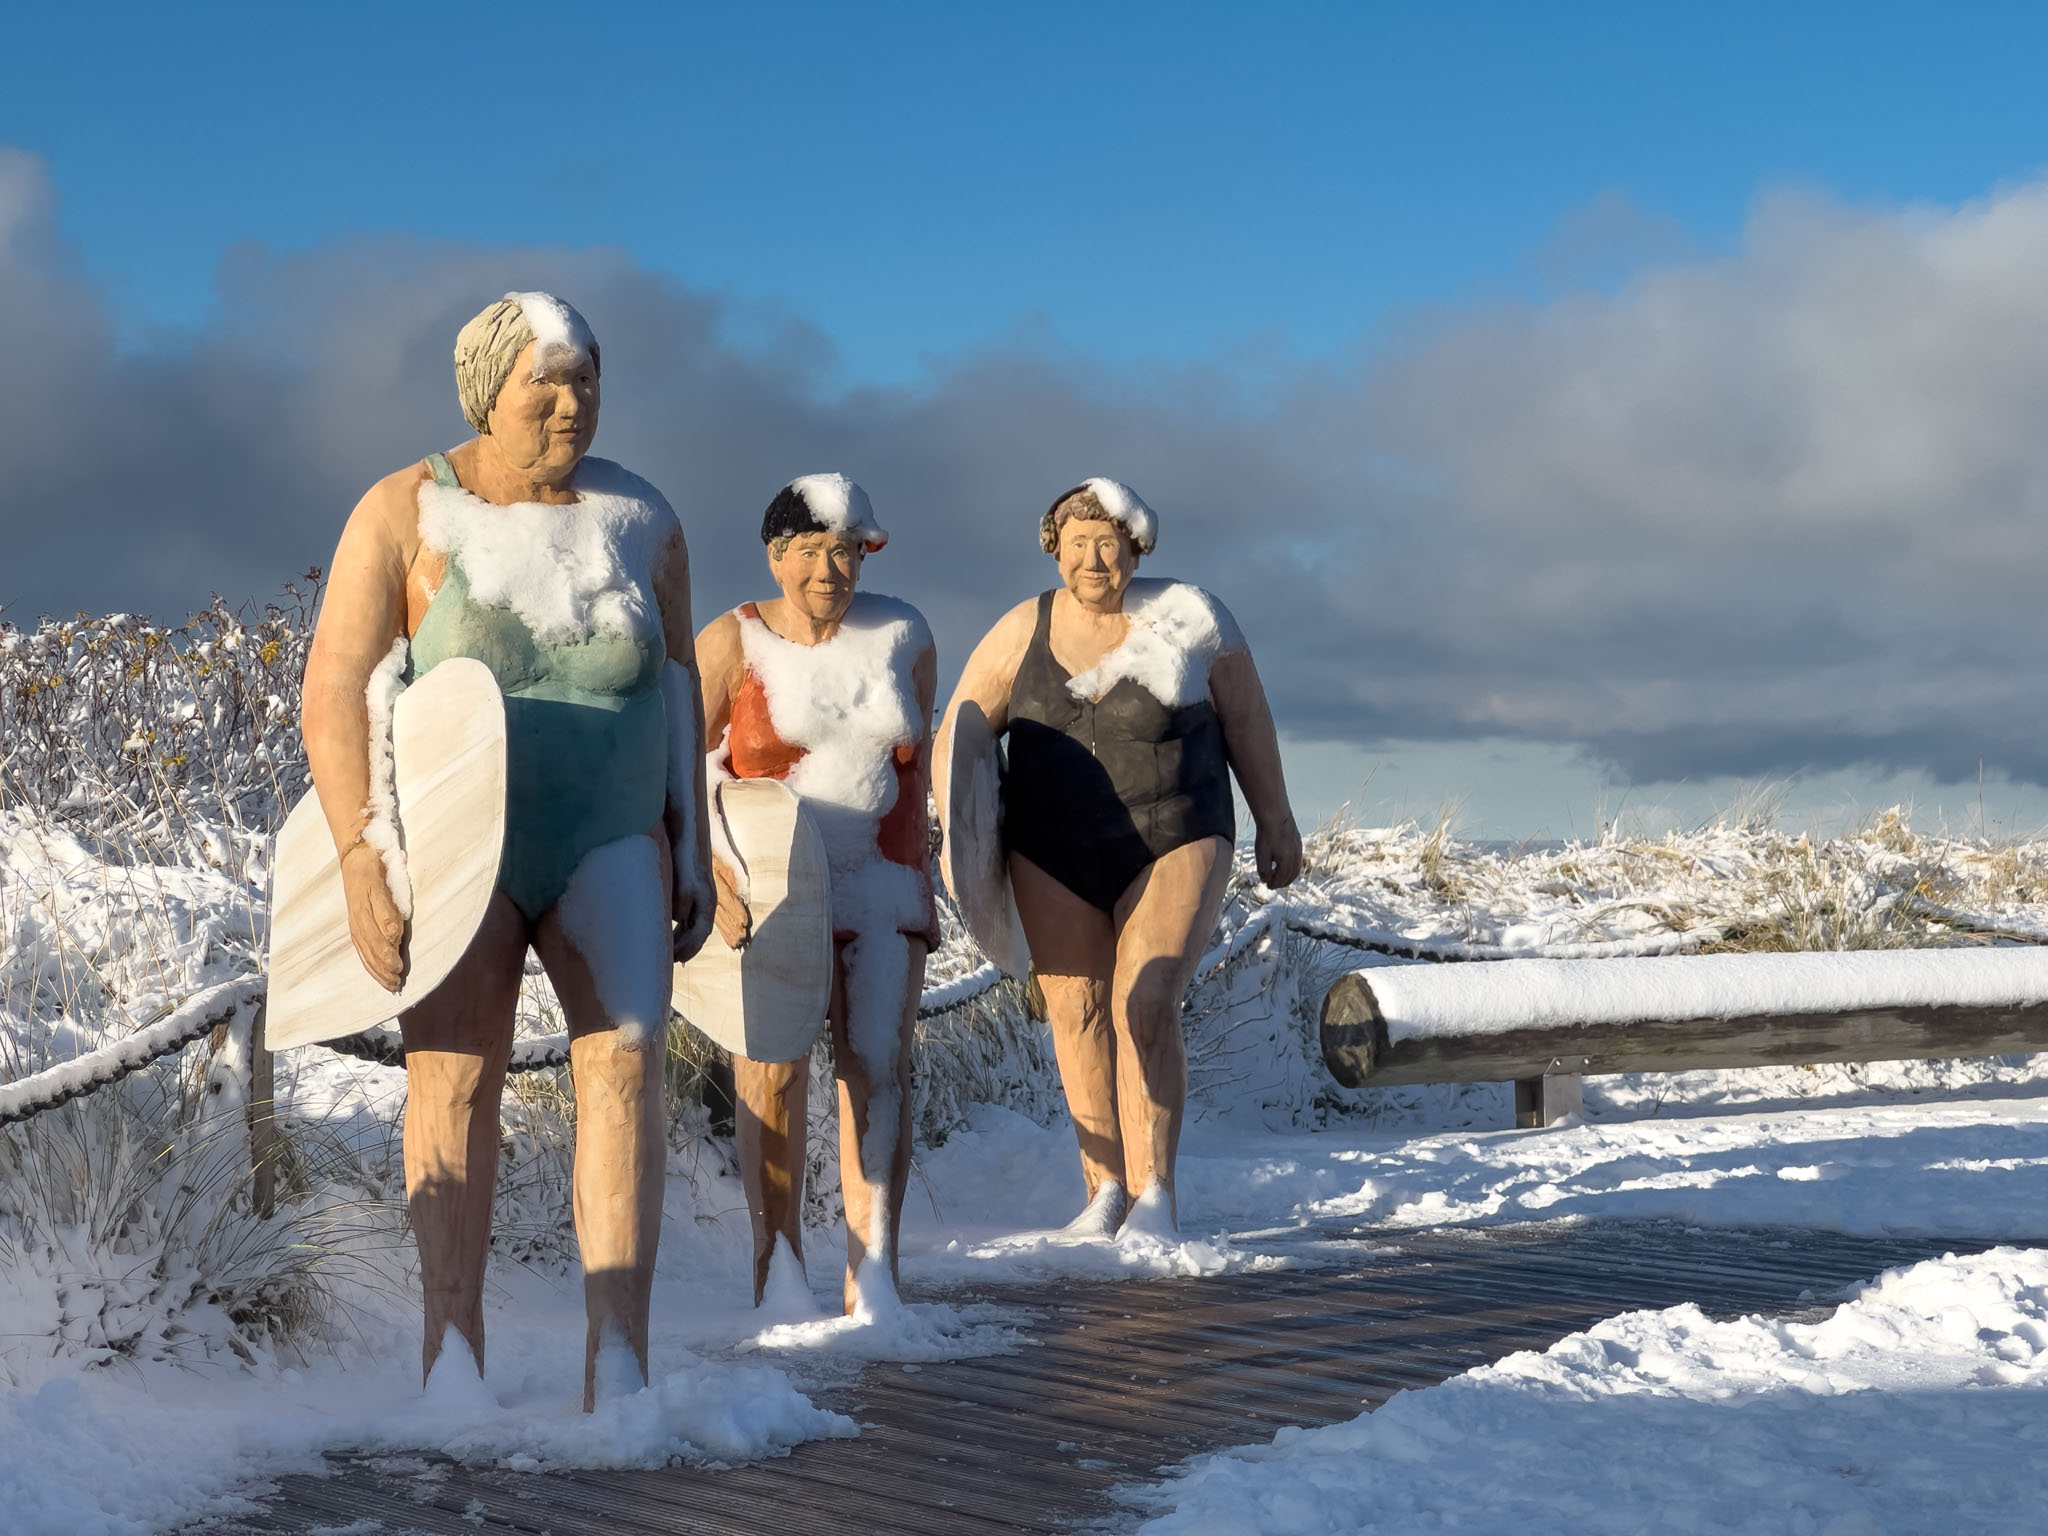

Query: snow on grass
1122 1245 2048 1536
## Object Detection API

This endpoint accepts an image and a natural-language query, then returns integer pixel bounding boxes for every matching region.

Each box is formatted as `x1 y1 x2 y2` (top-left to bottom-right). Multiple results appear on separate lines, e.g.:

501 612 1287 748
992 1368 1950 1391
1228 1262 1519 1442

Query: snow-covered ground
11 1062 2048 1535
10 614 2048 1536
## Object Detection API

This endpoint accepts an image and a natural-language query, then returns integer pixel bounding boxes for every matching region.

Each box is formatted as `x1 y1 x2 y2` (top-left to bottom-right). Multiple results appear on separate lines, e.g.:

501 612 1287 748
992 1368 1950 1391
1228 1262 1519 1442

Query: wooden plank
1321 969 2048 1087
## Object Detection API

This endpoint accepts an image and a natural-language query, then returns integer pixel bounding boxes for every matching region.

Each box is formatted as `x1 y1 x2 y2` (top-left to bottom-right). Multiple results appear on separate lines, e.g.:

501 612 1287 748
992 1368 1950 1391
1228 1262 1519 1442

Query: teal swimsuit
407 453 668 921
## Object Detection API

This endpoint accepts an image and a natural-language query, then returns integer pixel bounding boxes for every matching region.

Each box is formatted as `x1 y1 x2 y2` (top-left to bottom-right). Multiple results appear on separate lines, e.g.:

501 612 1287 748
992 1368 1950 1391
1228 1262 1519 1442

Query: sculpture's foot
1115 1178 1178 1242
1060 1178 1129 1240
757 1234 824 1323
845 1258 904 1322
586 1319 647 1411
421 1322 496 1413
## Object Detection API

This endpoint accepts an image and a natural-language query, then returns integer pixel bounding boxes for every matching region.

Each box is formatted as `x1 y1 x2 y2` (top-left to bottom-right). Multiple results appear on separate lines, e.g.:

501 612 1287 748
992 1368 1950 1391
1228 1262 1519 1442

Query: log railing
1321 950 2048 1128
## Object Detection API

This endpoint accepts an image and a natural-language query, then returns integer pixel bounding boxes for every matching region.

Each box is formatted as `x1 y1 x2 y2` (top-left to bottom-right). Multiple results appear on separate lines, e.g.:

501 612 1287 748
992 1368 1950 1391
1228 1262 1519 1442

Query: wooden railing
1320 949 2048 1127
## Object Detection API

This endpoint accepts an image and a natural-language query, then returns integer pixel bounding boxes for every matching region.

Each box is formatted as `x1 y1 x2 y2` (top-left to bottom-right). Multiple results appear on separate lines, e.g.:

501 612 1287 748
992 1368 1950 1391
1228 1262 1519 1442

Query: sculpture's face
485 340 600 479
1055 517 1137 609
769 531 864 625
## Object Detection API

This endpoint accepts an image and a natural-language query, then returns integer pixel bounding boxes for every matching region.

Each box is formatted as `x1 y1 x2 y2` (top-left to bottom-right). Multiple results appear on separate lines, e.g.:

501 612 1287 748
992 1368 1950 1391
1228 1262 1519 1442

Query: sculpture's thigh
1111 836 1233 1046
536 829 674 1047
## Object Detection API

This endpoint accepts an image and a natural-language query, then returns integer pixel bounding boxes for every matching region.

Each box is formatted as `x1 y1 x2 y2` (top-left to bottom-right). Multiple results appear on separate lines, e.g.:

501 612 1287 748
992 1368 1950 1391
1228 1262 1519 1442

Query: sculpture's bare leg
1109 836 1233 1224
1010 852 1123 1199
830 933 927 1313
400 890 527 1385
733 1053 808 1304
536 831 673 1411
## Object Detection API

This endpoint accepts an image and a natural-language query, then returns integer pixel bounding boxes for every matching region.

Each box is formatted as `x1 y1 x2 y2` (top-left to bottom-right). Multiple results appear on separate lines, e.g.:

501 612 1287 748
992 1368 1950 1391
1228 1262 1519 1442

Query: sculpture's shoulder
847 592 933 655
693 609 746 691
1125 577 1245 654
575 457 677 525
983 594 1042 653
342 459 438 567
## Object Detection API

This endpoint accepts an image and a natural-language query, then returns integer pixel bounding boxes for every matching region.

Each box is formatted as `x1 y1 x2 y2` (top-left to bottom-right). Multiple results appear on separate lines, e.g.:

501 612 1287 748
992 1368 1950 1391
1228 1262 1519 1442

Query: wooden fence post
247 997 278 1219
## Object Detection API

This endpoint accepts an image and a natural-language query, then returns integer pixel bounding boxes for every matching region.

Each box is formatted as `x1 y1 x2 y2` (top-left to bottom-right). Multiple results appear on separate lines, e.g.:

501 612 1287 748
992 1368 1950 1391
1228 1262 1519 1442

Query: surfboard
673 777 833 1063
941 700 1030 977
266 658 507 1050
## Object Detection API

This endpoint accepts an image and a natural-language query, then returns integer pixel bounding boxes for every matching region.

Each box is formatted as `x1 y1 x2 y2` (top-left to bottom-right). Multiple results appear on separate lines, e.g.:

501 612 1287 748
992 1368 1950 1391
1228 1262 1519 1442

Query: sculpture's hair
452 297 602 434
1039 484 1157 556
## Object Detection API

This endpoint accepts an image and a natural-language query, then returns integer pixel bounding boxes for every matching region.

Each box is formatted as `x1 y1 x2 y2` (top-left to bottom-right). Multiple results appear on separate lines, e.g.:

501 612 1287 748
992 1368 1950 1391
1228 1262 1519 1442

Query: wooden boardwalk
208 1222 1997 1535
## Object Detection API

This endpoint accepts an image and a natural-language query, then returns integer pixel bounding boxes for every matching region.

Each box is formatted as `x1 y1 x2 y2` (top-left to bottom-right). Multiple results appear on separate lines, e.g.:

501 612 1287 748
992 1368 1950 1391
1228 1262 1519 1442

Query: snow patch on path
1126 1245 2048 1535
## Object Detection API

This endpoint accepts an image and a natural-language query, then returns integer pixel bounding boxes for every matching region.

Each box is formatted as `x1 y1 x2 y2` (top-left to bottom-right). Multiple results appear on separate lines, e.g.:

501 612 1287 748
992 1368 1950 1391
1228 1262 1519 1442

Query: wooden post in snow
247 998 278 1219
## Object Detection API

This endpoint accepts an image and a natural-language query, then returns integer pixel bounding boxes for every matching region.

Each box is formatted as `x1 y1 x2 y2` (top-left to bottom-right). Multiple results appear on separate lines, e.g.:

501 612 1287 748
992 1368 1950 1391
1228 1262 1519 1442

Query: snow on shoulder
1363 946 2048 1043
417 457 676 646
730 592 930 899
1065 577 1245 709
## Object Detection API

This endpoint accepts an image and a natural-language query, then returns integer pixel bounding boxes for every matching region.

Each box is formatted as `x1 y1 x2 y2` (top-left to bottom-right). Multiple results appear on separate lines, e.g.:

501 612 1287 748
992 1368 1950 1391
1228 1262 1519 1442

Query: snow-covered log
1322 948 2048 1091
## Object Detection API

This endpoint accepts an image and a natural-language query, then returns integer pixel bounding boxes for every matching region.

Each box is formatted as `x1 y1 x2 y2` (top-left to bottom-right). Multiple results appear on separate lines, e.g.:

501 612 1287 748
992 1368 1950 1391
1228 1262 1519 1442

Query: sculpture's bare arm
655 526 712 956
301 465 431 991
932 598 1037 829
1210 645 1304 890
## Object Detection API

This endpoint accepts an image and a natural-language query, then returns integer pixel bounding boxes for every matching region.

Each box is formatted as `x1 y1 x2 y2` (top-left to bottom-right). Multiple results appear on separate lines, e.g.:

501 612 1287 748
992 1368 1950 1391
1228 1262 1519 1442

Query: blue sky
11 2 2046 379
8 2 2048 837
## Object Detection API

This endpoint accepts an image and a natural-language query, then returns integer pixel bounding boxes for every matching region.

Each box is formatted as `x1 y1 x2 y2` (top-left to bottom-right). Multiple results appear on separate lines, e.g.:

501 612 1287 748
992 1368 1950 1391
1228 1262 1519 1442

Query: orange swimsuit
725 605 937 943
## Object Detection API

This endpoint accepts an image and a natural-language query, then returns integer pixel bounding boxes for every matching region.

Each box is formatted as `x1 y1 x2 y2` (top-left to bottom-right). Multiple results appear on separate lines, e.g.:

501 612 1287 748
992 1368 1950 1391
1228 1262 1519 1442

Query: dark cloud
6 149 2048 788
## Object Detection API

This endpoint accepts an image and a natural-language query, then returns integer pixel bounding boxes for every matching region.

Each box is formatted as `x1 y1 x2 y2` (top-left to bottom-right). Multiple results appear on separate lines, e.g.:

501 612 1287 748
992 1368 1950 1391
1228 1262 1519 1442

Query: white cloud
5 148 2048 791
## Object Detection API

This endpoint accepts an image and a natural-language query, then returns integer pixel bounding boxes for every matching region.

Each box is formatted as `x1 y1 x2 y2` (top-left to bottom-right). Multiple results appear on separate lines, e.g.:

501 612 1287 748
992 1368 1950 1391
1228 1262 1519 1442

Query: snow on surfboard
673 777 833 1063
267 658 507 1049
941 699 1030 977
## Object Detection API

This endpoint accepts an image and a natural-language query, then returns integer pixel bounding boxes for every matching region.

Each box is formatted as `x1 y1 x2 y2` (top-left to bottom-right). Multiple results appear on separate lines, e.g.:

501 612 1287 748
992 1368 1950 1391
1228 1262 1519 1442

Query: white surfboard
673 777 833 1063
941 700 1030 977
266 658 508 1050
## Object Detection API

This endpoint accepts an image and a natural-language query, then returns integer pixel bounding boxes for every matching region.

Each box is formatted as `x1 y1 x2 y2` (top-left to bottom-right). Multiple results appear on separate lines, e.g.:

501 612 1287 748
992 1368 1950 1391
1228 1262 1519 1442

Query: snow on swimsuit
1004 583 1237 913
716 595 939 945
406 452 670 922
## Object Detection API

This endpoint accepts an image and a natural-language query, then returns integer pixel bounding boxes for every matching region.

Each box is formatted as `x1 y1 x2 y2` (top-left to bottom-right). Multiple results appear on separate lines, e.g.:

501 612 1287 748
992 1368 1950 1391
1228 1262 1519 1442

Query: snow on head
1068 477 1159 554
1048 481 1163 561
505 290 596 378
787 473 889 552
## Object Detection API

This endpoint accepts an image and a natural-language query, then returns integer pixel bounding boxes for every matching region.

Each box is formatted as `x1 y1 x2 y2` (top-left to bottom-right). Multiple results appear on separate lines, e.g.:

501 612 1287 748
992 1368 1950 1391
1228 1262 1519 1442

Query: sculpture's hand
340 841 407 992
1254 814 1304 891
670 876 703 962
712 856 753 949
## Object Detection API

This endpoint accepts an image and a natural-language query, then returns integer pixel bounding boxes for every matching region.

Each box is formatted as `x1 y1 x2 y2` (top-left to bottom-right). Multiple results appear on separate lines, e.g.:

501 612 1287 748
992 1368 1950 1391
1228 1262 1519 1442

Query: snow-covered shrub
0 584 319 871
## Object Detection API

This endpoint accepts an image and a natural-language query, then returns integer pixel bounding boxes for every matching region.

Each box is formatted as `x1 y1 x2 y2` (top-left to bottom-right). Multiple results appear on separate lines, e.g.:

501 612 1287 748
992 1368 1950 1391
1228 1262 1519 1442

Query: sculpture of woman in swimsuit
937 480 1301 1235
300 293 711 1407
693 476 937 1313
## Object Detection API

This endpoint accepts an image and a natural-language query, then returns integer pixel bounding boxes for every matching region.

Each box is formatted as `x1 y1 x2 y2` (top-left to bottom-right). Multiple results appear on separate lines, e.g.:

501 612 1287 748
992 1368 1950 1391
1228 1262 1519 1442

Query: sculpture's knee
572 1030 660 1118
1119 989 1182 1055
405 1059 495 1122
1040 973 1112 1031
